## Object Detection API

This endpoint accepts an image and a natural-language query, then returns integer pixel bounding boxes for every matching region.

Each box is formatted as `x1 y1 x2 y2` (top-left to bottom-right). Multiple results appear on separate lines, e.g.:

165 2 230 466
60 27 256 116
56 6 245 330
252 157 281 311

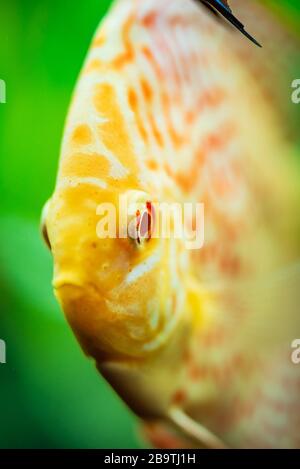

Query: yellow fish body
42 0 300 448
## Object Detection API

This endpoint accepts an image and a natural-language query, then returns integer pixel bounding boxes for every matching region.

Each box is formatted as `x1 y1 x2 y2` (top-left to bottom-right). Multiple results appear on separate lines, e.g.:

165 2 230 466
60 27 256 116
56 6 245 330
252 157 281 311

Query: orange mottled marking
203 123 235 153
197 87 226 113
185 110 197 125
92 32 106 48
161 92 186 148
219 254 241 276
173 149 204 192
94 83 139 179
172 389 187 405
71 124 93 145
140 77 153 102
146 159 159 171
169 14 190 28
112 15 134 69
166 123 236 192
149 113 164 147
142 11 185 87
142 11 157 28
141 46 163 80
128 88 148 143
138 77 164 147
84 59 107 74
189 365 208 382
61 152 110 179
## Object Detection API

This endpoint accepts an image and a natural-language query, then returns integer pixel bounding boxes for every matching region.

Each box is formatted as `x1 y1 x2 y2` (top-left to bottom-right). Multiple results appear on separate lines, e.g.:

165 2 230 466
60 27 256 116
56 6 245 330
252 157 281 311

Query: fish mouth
53 281 86 312
52 279 145 362
53 279 107 306
53 279 83 291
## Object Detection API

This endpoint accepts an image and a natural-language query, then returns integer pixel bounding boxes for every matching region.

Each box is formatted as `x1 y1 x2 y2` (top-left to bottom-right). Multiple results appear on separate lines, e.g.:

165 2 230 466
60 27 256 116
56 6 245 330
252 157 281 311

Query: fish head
41 180 184 364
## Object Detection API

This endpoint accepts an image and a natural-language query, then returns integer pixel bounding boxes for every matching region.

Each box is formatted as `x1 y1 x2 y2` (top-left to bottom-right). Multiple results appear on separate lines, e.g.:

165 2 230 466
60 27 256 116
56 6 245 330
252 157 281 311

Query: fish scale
42 0 300 448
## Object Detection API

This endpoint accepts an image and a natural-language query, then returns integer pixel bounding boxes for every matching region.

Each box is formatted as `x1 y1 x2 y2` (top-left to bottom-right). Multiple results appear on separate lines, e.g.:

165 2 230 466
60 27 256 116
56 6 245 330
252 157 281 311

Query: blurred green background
0 0 140 449
0 0 299 449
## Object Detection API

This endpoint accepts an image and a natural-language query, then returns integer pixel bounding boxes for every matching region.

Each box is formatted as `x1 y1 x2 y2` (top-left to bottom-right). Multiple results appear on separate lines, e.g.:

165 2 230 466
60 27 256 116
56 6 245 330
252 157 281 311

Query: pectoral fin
167 407 228 449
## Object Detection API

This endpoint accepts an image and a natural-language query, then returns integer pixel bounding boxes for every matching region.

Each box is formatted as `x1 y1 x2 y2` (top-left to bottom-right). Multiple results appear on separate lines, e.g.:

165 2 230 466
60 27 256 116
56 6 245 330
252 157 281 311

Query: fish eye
135 201 155 244
125 191 155 245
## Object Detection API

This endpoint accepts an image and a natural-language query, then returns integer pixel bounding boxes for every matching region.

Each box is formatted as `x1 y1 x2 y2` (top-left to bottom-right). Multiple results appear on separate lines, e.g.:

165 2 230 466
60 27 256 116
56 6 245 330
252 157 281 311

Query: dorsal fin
201 0 262 47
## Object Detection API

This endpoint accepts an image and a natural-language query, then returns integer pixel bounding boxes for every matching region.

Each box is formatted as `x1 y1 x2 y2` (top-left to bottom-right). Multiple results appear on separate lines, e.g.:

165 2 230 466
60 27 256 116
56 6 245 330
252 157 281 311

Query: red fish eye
136 201 155 244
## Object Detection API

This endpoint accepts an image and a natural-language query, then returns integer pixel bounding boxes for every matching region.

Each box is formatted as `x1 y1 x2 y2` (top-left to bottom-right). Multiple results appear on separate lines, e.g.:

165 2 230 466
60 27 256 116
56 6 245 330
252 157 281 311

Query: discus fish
41 0 300 448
